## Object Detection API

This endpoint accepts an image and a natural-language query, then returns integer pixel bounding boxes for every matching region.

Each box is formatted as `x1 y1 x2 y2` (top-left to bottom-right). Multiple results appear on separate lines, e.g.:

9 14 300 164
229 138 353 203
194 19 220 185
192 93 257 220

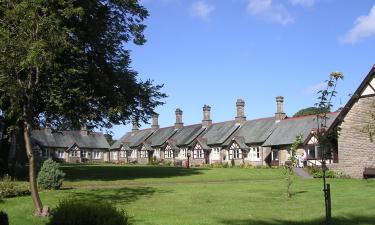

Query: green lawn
1 164 375 225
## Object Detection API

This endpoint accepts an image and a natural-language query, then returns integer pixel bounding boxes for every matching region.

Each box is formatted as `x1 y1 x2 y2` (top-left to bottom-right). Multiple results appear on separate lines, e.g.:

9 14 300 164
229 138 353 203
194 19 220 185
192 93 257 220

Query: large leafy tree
293 107 330 118
0 0 165 215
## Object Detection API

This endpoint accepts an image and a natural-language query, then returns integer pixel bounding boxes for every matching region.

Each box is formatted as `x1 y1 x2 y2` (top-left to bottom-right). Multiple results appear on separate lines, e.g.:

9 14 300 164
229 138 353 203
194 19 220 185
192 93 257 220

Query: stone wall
332 96 375 178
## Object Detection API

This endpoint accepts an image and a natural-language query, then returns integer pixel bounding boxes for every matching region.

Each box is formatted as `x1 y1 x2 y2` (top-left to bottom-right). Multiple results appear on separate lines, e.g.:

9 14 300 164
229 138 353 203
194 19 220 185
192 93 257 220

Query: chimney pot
202 105 212 128
235 98 246 124
80 124 88 136
151 113 160 129
275 96 287 120
175 108 183 129
132 119 139 132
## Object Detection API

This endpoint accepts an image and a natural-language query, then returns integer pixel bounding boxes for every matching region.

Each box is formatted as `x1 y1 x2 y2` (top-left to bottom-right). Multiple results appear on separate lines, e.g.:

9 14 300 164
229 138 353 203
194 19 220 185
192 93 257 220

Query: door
204 150 210 164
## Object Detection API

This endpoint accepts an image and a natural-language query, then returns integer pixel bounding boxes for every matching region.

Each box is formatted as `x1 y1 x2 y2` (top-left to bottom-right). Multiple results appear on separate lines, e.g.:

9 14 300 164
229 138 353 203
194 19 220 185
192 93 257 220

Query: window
250 147 260 160
126 151 132 157
194 150 204 159
93 151 101 159
229 149 242 159
70 151 78 157
306 145 315 159
56 150 64 158
81 150 87 158
120 151 125 158
165 150 173 159
113 151 118 160
271 150 278 161
140 151 148 158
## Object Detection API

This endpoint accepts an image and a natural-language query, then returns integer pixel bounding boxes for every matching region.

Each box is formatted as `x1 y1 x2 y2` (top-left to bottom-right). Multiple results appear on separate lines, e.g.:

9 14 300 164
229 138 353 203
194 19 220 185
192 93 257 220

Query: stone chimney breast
151 113 160 129
202 105 212 128
175 108 184 129
235 98 246 124
275 96 287 120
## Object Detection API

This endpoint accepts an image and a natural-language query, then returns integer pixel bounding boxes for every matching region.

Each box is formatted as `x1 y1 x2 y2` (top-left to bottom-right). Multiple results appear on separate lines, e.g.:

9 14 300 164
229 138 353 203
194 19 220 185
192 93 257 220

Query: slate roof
262 112 339 147
200 121 240 145
168 124 205 147
146 126 177 147
31 130 110 149
224 117 277 146
111 129 154 149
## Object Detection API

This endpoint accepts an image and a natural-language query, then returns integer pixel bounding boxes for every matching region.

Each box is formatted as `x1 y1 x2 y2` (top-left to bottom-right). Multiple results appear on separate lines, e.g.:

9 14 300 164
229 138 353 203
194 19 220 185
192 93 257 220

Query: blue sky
109 0 375 139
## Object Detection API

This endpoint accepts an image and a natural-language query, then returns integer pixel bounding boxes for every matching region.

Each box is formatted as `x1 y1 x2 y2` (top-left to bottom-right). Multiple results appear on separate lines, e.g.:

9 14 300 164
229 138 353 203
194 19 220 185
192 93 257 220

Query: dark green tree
293 107 330 117
0 0 165 216
104 133 117 146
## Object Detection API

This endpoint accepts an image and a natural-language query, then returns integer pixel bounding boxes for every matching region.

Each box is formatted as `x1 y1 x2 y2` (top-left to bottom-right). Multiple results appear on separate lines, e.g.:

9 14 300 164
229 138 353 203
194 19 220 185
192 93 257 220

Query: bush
0 175 30 198
47 199 129 225
37 159 65 190
305 166 350 179
0 211 9 225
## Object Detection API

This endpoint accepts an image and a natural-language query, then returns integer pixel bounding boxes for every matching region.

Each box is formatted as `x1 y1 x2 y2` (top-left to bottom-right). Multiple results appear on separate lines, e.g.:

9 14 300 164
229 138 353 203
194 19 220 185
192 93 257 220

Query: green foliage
104 133 117 146
0 0 165 131
305 166 350 179
360 102 375 142
0 175 30 198
37 159 65 190
284 134 303 198
0 211 9 225
293 107 329 117
47 199 129 225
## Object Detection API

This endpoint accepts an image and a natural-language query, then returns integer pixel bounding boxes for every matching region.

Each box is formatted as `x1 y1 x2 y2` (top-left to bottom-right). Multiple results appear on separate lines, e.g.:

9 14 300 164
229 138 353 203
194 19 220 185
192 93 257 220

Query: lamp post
187 152 191 169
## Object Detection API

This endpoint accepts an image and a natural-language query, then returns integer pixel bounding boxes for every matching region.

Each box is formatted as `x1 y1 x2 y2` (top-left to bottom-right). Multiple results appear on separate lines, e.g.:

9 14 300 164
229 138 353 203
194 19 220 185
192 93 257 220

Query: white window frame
271 149 278 161
70 150 79 157
120 151 126 158
93 151 101 159
140 150 148 158
56 150 64 159
81 150 87 158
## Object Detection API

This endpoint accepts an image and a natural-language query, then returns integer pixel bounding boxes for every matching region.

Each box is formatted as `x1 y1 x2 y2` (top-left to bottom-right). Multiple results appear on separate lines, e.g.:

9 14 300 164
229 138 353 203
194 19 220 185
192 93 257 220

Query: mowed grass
1 164 375 225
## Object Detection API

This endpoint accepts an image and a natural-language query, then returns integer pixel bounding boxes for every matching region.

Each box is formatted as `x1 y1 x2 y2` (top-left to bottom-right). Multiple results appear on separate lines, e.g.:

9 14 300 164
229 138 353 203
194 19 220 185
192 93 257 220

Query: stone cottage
329 66 375 178
31 126 110 163
112 96 336 167
263 112 338 166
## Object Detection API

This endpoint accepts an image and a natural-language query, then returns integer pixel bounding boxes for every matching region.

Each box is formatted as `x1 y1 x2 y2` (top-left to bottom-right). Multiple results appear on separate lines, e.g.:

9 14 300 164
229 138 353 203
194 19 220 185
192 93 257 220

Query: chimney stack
275 96 287 120
132 119 139 132
151 113 160 129
175 108 184 129
80 124 88 136
235 99 246 124
202 105 212 128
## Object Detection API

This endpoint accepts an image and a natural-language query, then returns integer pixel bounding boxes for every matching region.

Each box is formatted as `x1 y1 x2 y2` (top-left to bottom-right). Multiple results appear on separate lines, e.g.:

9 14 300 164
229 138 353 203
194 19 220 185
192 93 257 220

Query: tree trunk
23 121 44 216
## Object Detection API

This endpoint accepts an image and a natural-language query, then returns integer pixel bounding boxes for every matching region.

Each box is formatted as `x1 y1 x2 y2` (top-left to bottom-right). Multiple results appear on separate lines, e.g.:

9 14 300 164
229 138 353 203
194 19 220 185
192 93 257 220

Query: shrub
47 199 129 225
0 211 9 225
0 175 30 198
305 166 350 179
37 159 65 190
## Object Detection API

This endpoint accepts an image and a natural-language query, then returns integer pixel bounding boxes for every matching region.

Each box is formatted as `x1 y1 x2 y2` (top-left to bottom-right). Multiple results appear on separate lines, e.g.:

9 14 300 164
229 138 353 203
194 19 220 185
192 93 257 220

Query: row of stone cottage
22 65 375 178
31 96 338 167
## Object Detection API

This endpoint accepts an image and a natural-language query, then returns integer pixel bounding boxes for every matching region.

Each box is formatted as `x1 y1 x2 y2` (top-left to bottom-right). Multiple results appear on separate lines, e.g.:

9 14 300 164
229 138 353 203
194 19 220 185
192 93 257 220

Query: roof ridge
285 112 339 121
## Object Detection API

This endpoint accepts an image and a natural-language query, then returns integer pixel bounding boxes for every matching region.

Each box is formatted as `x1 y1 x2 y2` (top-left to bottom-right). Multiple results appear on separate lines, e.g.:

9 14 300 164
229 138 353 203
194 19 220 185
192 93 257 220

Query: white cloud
340 6 375 44
247 0 293 25
289 0 315 7
304 82 327 95
190 1 216 20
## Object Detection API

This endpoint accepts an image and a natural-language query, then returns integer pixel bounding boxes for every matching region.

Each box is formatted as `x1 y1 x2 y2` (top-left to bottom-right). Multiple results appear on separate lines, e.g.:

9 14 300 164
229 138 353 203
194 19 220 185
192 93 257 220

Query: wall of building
331 96 375 178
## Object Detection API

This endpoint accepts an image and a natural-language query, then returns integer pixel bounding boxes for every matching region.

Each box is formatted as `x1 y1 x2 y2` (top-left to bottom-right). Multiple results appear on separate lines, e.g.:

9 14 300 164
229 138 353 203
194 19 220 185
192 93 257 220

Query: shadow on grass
61 164 205 182
218 215 375 225
69 186 165 204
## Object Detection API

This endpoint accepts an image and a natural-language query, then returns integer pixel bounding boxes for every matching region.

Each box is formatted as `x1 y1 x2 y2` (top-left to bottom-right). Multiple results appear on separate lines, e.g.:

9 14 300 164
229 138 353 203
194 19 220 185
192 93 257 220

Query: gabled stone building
31 127 110 163
112 96 336 167
263 112 338 166
329 66 375 178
